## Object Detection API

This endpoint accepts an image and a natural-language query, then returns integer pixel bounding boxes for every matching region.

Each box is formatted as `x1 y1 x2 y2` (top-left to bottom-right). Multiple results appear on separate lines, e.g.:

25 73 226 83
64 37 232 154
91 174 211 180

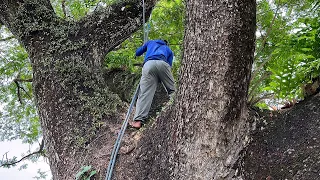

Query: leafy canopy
249 0 320 108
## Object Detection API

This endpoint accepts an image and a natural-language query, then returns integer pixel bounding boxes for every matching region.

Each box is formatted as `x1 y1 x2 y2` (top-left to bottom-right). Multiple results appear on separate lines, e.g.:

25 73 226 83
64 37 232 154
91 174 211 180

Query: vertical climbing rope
105 1 148 179
143 0 148 43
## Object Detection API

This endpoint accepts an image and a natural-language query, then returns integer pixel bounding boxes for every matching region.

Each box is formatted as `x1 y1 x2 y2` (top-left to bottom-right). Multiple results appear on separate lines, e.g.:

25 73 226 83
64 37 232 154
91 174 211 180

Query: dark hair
163 39 168 45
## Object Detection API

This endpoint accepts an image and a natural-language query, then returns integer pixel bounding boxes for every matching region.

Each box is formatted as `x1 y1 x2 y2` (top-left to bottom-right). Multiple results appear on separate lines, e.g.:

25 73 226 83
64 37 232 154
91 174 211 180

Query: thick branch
0 139 45 168
14 78 33 82
241 95 320 179
80 0 157 59
0 0 55 41
14 78 32 104
0 36 14 42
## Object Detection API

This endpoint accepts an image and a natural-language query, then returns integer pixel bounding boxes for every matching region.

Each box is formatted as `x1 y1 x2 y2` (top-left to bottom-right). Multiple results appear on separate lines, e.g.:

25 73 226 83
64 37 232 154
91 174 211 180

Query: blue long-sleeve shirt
135 39 174 66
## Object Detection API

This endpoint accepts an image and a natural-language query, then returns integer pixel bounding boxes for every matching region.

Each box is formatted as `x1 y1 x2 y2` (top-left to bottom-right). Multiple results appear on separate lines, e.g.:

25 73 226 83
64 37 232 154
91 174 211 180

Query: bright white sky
0 140 52 180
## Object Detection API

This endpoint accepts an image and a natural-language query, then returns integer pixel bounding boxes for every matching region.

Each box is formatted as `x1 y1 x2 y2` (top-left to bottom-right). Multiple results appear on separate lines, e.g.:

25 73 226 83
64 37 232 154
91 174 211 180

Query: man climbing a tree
130 39 175 129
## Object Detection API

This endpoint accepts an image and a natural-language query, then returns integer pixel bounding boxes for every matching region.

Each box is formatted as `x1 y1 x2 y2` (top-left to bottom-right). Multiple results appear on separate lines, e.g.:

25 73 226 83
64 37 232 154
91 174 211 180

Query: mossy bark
0 0 157 179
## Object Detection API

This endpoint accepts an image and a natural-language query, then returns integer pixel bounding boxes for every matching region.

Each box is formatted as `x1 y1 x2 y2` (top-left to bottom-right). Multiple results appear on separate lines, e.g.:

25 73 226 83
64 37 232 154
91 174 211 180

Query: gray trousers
134 60 175 122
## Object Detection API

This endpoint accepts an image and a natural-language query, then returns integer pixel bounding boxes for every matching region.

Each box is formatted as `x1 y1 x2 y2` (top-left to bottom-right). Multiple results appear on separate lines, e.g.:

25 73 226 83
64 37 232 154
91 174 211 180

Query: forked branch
0 139 45 168
13 78 33 104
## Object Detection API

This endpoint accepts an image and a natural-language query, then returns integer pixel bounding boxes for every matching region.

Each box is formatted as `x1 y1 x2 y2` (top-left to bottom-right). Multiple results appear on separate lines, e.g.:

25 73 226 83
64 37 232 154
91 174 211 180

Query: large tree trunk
173 0 256 178
0 0 156 179
116 0 256 179
0 0 256 179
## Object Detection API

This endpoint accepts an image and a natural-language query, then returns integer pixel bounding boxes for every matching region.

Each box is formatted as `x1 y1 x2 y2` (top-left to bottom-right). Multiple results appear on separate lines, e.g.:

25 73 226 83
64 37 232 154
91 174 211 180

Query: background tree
249 0 320 107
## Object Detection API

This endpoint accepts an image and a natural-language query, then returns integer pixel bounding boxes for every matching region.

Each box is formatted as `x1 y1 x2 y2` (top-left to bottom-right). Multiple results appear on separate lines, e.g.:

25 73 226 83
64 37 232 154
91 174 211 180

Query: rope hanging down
143 0 148 43
105 0 148 179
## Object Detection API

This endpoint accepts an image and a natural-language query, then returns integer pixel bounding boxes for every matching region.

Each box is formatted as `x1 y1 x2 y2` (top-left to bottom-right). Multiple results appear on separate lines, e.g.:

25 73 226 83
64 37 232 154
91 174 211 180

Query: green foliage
0 148 42 169
267 22 319 99
0 39 39 143
249 0 320 108
105 33 143 71
76 165 97 180
50 0 122 20
105 0 184 78
0 156 18 168
18 163 28 170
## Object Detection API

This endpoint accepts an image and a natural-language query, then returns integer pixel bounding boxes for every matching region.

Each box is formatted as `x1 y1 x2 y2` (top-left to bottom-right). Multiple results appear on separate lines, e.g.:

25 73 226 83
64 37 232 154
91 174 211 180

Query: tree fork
115 0 256 179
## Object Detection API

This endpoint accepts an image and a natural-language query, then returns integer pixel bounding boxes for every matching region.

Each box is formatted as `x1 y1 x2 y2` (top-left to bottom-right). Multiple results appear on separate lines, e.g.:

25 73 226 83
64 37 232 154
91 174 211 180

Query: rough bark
173 1 256 178
2 0 318 179
0 0 156 179
239 94 320 180
115 0 256 179
0 0 259 179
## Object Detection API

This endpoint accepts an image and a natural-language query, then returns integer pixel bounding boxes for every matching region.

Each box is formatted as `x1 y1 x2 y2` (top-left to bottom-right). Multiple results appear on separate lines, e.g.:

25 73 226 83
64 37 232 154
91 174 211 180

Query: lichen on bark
0 0 157 179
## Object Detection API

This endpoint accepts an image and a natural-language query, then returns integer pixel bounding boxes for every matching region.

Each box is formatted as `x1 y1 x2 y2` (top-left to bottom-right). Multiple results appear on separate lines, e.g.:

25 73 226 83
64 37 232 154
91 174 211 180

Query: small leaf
89 170 97 177
76 165 92 179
